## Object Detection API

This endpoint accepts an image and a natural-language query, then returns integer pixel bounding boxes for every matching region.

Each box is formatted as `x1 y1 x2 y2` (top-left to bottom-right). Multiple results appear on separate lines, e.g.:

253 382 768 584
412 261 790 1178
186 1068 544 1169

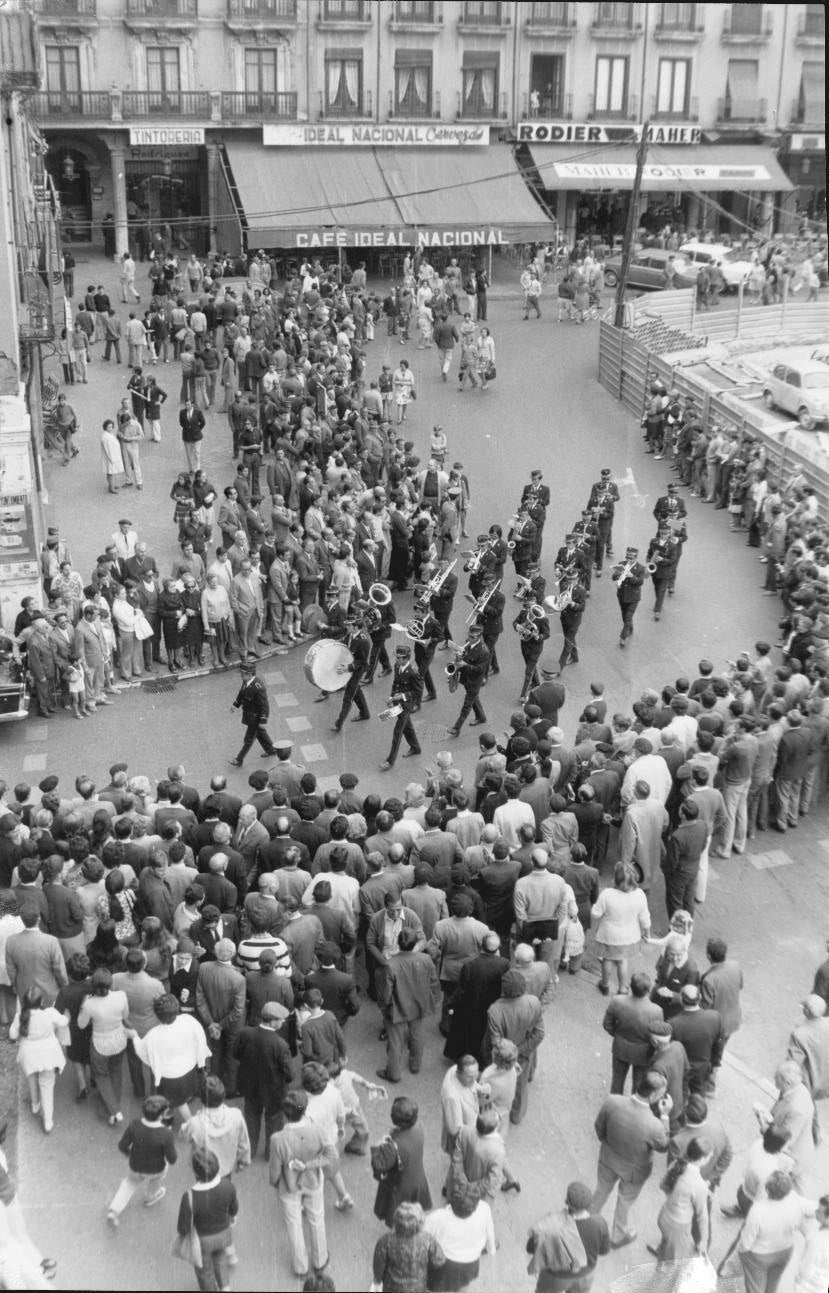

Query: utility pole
613 122 650 328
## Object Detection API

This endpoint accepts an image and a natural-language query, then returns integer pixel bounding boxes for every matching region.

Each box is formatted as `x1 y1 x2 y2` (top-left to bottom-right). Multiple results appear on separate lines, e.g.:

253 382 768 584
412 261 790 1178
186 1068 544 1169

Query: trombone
465 578 501 624
611 557 638 586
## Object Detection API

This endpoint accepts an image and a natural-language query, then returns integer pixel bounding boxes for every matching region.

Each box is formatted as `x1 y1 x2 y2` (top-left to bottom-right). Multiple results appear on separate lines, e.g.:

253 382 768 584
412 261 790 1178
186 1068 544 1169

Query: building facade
19 0 826 255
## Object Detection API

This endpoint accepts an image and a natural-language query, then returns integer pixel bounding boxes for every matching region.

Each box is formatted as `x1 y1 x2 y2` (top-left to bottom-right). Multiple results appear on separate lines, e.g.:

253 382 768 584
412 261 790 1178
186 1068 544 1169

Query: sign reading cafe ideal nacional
517 121 702 145
295 227 508 248
262 123 488 147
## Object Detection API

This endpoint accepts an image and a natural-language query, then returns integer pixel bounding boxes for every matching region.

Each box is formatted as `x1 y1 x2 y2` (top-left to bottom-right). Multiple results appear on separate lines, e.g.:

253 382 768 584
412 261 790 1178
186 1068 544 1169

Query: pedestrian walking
9 987 69 1135
230 660 277 766
174 1146 239 1293
179 398 206 475
117 412 144 491
120 252 140 302
77 968 130 1127
106 1094 177 1227
268 1090 331 1280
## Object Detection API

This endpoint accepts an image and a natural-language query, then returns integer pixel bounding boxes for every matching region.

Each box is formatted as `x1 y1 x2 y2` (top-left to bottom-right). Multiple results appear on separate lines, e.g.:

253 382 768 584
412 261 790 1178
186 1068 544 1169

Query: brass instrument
444 640 469 693
463 537 492 575
513 573 534 601
515 603 546 641
368 582 392 607
545 574 579 614
611 558 638 586
465 578 501 625
506 513 530 554
391 617 427 643
363 582 391 631
422 558 457 600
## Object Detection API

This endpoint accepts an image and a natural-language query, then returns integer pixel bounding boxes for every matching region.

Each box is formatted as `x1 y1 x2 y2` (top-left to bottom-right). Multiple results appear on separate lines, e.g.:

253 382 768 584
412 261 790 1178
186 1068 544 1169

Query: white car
762 358 829 430
678 242 752 290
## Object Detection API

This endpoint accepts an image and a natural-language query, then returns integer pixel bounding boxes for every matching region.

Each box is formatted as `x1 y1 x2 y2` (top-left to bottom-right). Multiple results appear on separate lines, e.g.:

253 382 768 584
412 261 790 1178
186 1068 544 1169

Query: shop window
45 45 81 109
461 56 498 116
594 55 628 114
146 46 181 104
325 54 362 114
529 54 565 116
656 58 689 116
394 55 432 115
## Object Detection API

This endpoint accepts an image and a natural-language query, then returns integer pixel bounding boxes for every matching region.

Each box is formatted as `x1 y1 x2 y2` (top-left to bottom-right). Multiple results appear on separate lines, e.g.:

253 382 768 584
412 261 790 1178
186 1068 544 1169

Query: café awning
224 139 554 248
527 143 794 192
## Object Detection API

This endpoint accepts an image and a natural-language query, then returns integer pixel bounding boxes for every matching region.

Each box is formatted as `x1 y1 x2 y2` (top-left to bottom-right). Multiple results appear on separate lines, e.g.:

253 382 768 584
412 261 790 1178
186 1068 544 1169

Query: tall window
594 55 628 113
325 53 362 113
660 3 695 27
797 61 825 123
530 53 565 114
462 55 498 115
656 59 689 115
724 58 759 118
45 45 81 106
394 53 431 114
146 46 181 101
729 3 763 35
802 4 824 37
245 48 277 105
396 1 435 20
463 1 501 21
531 2 570 20
324 0 365 15
595 1 633 26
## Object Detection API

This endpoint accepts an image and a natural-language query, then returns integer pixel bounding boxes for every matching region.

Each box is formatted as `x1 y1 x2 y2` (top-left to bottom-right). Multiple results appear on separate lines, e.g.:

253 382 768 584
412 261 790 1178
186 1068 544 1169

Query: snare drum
303 640 354 692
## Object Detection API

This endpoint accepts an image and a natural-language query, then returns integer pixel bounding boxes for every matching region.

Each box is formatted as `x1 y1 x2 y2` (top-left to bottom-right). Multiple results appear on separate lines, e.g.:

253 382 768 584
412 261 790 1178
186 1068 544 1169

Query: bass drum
303 640 354 692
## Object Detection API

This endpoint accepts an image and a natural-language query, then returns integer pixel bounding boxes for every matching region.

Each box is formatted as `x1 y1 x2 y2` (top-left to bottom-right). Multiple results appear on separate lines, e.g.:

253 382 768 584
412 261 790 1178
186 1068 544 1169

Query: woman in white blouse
424 1182 496 1292
10 988 69 1134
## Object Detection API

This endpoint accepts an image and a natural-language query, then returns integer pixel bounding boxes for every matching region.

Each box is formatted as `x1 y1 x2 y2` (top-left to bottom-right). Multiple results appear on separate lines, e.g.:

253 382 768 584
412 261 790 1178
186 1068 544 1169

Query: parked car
678 241 752 289
0 635 28 724
762 355 829 430
602 249 698 291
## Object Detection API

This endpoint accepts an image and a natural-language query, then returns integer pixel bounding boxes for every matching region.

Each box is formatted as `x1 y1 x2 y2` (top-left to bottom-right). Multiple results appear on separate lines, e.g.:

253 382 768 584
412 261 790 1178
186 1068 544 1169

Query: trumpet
465 578 501 624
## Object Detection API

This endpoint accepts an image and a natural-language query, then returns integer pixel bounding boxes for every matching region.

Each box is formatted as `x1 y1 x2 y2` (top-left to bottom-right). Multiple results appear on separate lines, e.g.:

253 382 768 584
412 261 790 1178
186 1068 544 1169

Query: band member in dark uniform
363 590 396 685
508 506 537 582
521 469 550 563
612 546 647 648
380 644 423 770
430 557 458 649
311 597 348 704
514 602 550 702
653 481 687 525
447 622 490 737
476 571 506 676
572 509 599 594
520 561 546 605
331 611 371 731
412 601 442 704
555 533 590 586
588 468 620 570
642 380 668 456
465 535 493 600
486 524 508 584
230 660 278 766
558 579 587 672
647 523 681 620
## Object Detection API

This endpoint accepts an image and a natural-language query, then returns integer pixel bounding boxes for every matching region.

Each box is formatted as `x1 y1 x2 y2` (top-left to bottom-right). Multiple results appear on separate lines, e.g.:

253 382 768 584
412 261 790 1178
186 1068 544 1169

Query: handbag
134 610 154 641
485 362 496 381
176 612 189 632
171 1191 203 1267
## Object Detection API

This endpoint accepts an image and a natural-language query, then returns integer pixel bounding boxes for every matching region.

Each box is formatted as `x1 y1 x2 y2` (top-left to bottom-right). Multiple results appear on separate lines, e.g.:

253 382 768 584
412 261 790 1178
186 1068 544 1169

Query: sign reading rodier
517 122 701 145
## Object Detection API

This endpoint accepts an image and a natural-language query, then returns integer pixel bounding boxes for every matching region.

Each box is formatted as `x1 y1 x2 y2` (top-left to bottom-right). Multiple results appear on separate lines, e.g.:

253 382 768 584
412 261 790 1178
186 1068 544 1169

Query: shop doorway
125 155 208 256
47 147 92 242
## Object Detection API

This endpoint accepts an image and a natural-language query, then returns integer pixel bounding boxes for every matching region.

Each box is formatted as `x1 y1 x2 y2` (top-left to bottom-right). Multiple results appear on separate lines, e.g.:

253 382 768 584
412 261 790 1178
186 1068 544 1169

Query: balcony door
147 46 181 111
530 53 564 116
45 45 81 111
245 48 277 113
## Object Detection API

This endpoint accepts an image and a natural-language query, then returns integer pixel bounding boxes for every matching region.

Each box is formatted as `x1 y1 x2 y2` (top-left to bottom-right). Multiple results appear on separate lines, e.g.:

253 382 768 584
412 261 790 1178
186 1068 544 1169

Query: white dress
10 1007 67 1077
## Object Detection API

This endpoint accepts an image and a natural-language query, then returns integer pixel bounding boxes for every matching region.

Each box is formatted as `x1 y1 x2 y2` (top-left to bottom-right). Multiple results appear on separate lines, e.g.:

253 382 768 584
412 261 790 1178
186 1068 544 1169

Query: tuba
544 575 578 614
515 603 546 640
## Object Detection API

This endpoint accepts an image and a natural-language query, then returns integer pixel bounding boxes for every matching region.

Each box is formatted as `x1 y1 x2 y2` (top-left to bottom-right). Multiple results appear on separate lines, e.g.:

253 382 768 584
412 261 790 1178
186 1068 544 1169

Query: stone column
109 141 129 258
206 141 219 255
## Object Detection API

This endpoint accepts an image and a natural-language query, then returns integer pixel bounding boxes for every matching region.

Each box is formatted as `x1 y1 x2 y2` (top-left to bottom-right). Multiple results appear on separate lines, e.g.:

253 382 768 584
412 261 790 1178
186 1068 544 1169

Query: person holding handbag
175 1146 239 1293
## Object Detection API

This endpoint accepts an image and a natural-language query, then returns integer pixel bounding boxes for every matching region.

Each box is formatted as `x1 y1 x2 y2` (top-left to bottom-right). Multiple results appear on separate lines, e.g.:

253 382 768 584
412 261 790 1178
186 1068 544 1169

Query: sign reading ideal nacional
517 121 701 145
262 123 488 147
294 227 508 248
128 126 205 147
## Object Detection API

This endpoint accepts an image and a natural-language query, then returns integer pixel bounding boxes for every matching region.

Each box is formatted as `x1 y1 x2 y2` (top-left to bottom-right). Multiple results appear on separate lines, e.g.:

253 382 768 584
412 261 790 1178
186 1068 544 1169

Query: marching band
303 459 691 763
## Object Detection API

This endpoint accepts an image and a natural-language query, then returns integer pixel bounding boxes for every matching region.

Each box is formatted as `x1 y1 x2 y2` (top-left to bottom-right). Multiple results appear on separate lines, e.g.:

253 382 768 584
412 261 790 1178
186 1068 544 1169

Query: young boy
107 1094 177 1226
328 1056 387 1156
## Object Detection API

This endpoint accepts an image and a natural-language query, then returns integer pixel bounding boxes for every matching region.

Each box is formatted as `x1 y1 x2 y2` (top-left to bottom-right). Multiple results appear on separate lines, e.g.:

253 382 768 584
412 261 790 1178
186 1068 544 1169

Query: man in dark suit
443 930 509 1063
613 546 647 649
699 937 743 1088
377 927 440 1083
485 969 544 1124
233 1000 294 1156
188 904 239 963
305 942 360 1027
447 623 490 737
528 665 566 724
670 984 724 1095
4 905 67 1004
230 660 277 766
179 397 205 475
331 612 371 732
380 644 422 770
603 972 665 1094
592 1072 671 1247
